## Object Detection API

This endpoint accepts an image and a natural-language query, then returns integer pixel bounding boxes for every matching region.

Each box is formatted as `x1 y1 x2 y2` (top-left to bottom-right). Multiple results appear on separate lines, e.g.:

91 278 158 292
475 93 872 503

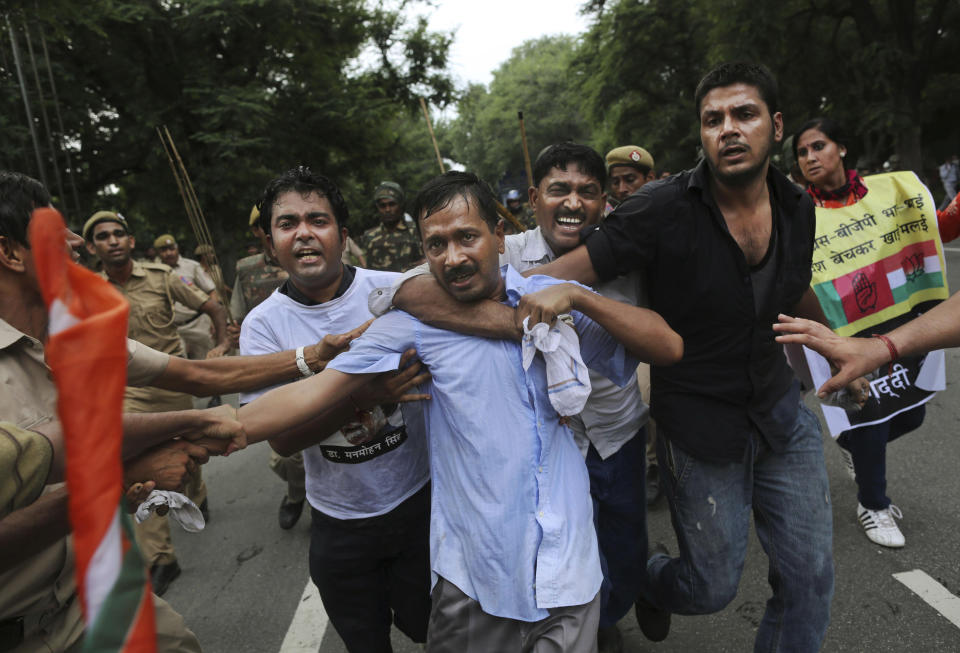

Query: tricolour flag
29 208 156 652
814 237 944 331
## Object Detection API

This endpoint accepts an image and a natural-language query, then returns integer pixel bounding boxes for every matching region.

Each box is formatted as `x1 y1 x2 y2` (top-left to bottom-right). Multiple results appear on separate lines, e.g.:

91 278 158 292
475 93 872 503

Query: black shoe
198 498 210 523
635 543 671 642
278 496 305 530
597 624 623 653
150 560 181 597
646 464 663 506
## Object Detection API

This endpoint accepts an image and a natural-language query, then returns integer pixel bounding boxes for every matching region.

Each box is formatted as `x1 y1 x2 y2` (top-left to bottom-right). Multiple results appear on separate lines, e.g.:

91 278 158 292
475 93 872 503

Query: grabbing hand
181 404 246 454
206 342 230 359
226 322 242 349
123 481 156 512
515 284 581 331
773 314 889 397
124 440 209 492
354 348 432 408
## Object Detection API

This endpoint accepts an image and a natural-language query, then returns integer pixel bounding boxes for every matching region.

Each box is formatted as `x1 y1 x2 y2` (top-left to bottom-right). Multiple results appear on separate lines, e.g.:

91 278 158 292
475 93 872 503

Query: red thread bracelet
872 334 898 376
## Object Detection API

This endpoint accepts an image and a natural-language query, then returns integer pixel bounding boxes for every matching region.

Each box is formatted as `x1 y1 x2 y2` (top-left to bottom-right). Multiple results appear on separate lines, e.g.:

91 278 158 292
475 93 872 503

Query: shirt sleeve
126 338 171 387
193 263 216 294
327 311 415 375
0 422 54 518
583 189 661 282
368 262 432 317
167 270 209 311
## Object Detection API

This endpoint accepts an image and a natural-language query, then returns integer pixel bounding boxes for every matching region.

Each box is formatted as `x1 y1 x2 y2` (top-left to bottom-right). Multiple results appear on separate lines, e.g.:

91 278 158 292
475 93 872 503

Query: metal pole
6 15 47 188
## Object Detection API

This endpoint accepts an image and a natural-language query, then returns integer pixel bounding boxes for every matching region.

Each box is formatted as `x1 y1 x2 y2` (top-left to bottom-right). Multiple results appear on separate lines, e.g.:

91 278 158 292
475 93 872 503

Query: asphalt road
163 249 960 652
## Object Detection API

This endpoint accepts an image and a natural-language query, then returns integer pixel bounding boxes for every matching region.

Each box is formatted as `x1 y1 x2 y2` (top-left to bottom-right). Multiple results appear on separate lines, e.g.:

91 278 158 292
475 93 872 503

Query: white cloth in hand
521 316 591 417
134 490 206 533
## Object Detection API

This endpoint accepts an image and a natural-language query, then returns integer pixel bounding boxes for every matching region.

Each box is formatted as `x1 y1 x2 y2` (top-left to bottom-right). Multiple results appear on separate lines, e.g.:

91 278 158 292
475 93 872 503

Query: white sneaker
837 443 856 481
857 503 905 548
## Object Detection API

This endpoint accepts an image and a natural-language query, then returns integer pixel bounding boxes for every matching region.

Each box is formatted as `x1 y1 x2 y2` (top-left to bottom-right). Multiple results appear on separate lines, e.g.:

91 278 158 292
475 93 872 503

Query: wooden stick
156 126 234 322
420 97 445 174
518 111 534 191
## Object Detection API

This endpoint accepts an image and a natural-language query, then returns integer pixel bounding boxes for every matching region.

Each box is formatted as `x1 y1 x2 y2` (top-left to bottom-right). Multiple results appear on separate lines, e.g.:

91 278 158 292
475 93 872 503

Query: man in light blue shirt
238 172 682 652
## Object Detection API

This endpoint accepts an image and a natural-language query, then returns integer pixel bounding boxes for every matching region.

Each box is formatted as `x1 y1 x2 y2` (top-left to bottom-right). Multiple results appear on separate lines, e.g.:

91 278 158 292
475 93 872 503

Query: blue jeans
837 404 925 510
586 429 647 629
649 404 834 653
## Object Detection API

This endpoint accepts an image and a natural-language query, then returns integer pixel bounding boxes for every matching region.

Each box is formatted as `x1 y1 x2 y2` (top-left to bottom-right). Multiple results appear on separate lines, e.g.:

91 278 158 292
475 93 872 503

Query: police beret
153 234 176 249
82 211 130 240
605 146 655 173
374 181 404 203
194 244 214 257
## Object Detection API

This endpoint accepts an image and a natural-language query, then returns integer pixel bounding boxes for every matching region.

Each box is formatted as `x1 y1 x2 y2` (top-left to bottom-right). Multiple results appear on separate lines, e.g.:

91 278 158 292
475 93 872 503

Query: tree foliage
445 35 595 187
1 0 455 274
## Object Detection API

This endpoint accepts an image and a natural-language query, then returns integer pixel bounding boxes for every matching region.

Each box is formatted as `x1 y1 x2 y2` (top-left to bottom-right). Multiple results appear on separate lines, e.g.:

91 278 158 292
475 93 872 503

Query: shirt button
538 466 543 473
538 511 544 517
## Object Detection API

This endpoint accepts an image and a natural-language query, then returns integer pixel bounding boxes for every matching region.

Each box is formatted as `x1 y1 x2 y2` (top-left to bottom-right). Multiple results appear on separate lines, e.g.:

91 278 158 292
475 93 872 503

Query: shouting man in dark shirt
526 62 834 652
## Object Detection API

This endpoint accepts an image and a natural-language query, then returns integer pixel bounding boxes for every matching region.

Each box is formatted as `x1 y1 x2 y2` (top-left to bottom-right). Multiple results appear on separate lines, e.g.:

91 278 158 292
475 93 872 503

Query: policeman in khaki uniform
153 234 224 361
84 210 230 594
0 172 202 650
359 181 423 272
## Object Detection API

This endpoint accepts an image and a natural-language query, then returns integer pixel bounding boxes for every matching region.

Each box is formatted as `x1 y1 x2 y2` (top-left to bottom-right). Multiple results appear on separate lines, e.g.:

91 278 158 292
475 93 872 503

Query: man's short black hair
532 143 606 189
0 171 51 248
694 62 780 119
257 166 349 233
411 171 501 237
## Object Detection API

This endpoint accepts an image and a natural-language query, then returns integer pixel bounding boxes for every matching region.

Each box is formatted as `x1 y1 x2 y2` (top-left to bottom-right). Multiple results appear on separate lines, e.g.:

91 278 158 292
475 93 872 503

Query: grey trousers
426 577 599 653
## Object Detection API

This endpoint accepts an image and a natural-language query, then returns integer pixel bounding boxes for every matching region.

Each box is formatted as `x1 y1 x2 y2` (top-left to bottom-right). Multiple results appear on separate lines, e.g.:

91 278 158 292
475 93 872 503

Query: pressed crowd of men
2 61 902 653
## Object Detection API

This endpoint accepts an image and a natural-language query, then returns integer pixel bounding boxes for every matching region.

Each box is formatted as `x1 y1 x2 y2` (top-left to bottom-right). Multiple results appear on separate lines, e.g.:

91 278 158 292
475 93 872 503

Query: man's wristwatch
295 346 315 377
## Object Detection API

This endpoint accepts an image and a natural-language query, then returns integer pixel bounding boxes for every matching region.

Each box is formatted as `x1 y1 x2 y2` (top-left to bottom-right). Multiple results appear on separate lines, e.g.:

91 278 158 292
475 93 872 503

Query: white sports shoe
837 443 856 481
857 503 905 548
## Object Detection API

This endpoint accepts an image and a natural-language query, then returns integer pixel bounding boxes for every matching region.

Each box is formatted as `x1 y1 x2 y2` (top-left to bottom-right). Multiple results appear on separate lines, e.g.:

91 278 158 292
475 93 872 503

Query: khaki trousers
125 386 207 567
268 449 306 503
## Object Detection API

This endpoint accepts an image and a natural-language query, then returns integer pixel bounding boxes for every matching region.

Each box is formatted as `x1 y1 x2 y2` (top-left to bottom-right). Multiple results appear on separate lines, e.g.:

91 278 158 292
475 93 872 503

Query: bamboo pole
419 97 445 174
6 16 47 188
156 126 233 322
518 111 534 190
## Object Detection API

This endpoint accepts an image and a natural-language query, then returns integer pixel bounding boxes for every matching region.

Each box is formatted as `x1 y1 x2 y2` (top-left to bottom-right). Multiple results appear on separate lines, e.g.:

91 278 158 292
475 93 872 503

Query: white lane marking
893 569 960 628
279 579 328 652
944 247 960 253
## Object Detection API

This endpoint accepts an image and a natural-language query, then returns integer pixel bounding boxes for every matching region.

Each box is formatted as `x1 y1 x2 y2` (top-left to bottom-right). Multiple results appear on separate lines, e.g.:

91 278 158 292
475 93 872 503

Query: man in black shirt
524 63 833 652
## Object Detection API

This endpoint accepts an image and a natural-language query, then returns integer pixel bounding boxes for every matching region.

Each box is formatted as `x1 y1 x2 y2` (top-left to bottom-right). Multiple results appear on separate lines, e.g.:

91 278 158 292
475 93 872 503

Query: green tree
1 0 455 276
447 35 595 187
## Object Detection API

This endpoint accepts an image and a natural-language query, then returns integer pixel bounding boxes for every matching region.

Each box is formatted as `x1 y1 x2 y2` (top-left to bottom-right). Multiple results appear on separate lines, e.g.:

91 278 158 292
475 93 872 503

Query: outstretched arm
774 295 960 395
516 283 682 365
521 245 599 285
393 274 520 340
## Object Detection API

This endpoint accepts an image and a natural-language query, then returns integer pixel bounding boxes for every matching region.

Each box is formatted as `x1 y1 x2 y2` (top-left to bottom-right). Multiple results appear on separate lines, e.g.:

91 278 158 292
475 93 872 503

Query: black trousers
309 483 432 653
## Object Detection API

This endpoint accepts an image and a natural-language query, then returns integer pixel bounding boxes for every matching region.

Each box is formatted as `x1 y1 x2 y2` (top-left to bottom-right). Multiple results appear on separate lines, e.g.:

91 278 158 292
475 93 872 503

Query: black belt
0 616 24 651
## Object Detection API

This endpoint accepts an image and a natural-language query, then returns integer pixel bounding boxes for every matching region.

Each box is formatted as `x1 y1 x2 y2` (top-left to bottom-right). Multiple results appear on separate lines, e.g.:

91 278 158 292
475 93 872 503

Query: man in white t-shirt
239 166 432 653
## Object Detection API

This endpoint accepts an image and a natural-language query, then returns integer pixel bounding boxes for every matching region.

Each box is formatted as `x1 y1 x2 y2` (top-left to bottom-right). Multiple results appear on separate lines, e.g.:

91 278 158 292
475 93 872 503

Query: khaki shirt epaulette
100 260 208 356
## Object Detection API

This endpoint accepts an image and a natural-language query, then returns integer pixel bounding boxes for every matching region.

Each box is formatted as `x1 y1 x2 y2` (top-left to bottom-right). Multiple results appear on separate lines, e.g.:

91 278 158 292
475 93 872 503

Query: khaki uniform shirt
359 221 422 272
230 252 288 320
0 318 83 648
0 422 53 519
168 256 215 324
99 260 208 357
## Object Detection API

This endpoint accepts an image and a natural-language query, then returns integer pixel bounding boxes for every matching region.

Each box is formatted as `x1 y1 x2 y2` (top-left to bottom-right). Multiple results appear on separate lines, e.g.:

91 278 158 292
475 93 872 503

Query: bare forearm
888 292 960 358
0 487 70 572
239 369 372 444
572 288 683 365
201 299 229 345
395 274 519 339
155 347 329 396
268 399 359 457
120 410 225 459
